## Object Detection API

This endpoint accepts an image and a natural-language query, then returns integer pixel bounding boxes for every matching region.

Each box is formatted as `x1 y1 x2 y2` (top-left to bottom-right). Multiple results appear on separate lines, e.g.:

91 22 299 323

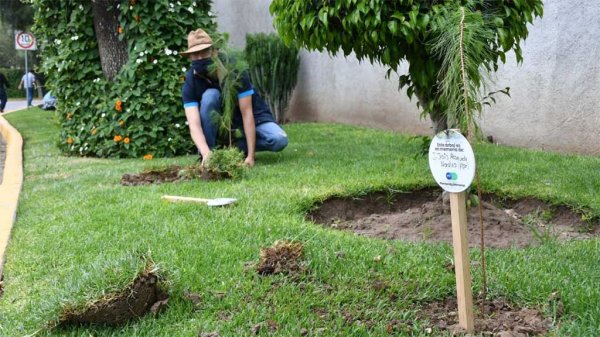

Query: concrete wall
212 1 600 155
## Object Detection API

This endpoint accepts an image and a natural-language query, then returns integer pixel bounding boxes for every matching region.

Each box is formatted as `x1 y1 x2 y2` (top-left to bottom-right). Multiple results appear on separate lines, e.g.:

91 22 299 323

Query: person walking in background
18 70 36 108
0 72 9 113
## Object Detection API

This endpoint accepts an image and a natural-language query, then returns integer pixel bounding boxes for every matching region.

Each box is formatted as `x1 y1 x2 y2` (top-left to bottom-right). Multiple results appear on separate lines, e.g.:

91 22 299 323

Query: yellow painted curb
0 114 23 277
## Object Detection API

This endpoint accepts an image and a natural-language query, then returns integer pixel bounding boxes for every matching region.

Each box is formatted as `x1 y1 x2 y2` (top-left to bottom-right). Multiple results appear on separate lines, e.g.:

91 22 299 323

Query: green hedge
0 68 26 98
245 33 299 124
32 0 216 158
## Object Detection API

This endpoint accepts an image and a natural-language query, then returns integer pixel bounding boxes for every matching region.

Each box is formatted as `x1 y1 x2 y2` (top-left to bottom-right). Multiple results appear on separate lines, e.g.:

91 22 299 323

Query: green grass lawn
1 108 599 336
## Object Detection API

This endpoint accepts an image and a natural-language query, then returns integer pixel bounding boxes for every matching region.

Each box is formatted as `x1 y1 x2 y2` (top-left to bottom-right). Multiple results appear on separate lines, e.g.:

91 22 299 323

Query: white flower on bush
79 5 83 10
136 58 143 64
71 36 79 41
193 1 197 6
55 39 62 45
181 67 186 72
164 48 173 55
173 50 178 55
168 137 173 142
175 123 181 128
153 59 158 64
76 102 81 106
139 52 144 57
101 113 106 118
187 6 193 13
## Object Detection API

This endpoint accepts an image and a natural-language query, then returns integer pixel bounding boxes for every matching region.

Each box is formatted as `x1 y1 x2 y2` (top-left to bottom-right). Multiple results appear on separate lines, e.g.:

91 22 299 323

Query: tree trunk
415 90 448 134
92 0 128 81
429 106 448 134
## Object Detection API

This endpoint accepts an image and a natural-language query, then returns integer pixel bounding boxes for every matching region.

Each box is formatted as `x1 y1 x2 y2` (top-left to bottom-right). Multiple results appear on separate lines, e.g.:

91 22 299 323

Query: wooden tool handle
161 195 210 204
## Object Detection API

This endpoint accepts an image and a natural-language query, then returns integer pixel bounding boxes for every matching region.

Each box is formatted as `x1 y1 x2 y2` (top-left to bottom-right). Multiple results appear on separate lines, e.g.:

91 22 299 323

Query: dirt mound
256 240 306 276
309 189 599 248
58 270 168 326
418 297 550 336
121 166 189 186
121 165 234 186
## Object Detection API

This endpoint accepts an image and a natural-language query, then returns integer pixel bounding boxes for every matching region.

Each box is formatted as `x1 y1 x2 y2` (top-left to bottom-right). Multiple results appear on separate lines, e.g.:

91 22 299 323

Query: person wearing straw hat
181 28 288 167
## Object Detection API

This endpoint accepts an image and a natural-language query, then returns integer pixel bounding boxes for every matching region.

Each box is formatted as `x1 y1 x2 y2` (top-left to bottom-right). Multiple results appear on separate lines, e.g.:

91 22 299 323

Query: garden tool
161 195 237 207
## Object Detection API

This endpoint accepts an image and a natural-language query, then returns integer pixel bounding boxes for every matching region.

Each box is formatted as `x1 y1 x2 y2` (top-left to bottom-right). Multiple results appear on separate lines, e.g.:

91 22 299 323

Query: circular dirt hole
308 188 599 248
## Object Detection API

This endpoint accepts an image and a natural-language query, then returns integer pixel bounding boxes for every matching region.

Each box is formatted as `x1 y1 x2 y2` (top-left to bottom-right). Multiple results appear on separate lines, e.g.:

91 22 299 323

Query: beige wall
212 0 600 155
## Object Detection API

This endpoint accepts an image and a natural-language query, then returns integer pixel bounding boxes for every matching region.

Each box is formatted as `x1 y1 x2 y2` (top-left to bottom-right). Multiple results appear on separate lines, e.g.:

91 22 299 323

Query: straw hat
181 28 213 55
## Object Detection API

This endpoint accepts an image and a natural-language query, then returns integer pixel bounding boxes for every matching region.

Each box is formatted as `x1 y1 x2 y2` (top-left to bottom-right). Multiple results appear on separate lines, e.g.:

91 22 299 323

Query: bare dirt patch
120 165 233 186
309 188 599 248
417 297 550 336
57 269 169 327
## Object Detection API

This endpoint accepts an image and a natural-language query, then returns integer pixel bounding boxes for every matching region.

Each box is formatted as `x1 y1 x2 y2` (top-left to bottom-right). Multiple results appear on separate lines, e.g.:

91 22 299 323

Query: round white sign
428 129 476 193
15 31 37 51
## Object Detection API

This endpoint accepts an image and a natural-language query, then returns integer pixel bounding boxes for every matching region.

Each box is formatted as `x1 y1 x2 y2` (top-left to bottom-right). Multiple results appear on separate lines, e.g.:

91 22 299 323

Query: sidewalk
2 99 43 115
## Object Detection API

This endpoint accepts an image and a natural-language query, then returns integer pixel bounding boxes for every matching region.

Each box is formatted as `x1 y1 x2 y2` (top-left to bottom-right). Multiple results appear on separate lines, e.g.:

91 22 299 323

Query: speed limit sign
15 31 37 51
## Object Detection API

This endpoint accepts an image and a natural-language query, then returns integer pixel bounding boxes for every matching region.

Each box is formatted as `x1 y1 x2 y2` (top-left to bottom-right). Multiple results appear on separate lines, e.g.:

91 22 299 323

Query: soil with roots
121 165 230 186
309 188 599 248
57 270 168 327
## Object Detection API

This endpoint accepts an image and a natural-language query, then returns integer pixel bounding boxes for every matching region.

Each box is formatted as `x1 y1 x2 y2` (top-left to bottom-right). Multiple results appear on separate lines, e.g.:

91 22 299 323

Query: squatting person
181 28 288 167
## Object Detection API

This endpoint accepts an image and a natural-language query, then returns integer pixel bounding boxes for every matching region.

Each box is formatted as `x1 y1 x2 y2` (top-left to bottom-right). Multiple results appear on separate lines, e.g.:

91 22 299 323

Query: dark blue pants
0 89 7 112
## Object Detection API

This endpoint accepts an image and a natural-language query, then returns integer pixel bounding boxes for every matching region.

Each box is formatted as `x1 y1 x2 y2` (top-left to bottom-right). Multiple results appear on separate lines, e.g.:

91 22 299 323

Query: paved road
2 99 43 114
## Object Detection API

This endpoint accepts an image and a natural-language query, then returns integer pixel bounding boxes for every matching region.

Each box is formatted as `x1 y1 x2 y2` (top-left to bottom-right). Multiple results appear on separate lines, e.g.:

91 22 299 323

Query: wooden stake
450 191 474 332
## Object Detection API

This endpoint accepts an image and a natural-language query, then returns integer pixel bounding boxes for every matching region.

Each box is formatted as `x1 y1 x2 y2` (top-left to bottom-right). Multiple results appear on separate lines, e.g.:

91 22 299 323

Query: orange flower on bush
115 99 122 111
124 137 130 144
143 154 153 160
119 120 125 126
91 128 97 135
134 15 140 22
118 25 123 34
130 0 136 5
66 112 72 120
114 135 123 142
67 137 73 144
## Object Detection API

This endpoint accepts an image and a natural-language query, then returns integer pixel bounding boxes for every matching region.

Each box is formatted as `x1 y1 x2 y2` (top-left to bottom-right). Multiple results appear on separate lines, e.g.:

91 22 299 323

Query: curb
0 113 23 277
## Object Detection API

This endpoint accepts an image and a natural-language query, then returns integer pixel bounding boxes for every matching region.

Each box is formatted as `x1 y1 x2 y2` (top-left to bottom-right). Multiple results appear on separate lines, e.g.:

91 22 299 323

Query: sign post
428 129 475 332
15 31 38 89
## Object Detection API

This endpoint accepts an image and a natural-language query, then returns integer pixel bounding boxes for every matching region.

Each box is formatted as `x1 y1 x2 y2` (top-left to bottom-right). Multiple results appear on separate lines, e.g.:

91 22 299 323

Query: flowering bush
31 0 216 158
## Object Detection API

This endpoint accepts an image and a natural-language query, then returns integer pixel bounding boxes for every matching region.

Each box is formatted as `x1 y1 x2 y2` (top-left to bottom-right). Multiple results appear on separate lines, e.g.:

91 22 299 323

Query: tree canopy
270 0 543 133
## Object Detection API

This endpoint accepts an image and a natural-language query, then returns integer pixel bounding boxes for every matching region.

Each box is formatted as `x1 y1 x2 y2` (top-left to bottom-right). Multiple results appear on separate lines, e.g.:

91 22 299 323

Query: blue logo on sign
446 172 458 180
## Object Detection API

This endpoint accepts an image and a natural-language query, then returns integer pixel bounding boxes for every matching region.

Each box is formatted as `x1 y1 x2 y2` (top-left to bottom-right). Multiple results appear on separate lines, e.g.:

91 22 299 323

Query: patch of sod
0 108 599 336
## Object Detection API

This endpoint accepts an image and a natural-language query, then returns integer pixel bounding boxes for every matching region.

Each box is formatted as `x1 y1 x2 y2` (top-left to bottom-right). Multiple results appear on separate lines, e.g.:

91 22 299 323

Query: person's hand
200 150 212 167
244 156 255 167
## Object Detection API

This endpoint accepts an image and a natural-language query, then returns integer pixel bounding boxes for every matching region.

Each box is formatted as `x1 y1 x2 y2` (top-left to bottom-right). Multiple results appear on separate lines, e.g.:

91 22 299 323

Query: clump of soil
121 165 190 186
309 188 599 248
256 240 306 276
57 270 169 326
121 165 232 186
418 297 550 336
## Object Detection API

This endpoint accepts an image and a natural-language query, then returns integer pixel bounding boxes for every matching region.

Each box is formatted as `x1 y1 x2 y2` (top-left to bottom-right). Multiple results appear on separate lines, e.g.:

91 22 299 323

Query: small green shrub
245 33 299 124
203 147 246 180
